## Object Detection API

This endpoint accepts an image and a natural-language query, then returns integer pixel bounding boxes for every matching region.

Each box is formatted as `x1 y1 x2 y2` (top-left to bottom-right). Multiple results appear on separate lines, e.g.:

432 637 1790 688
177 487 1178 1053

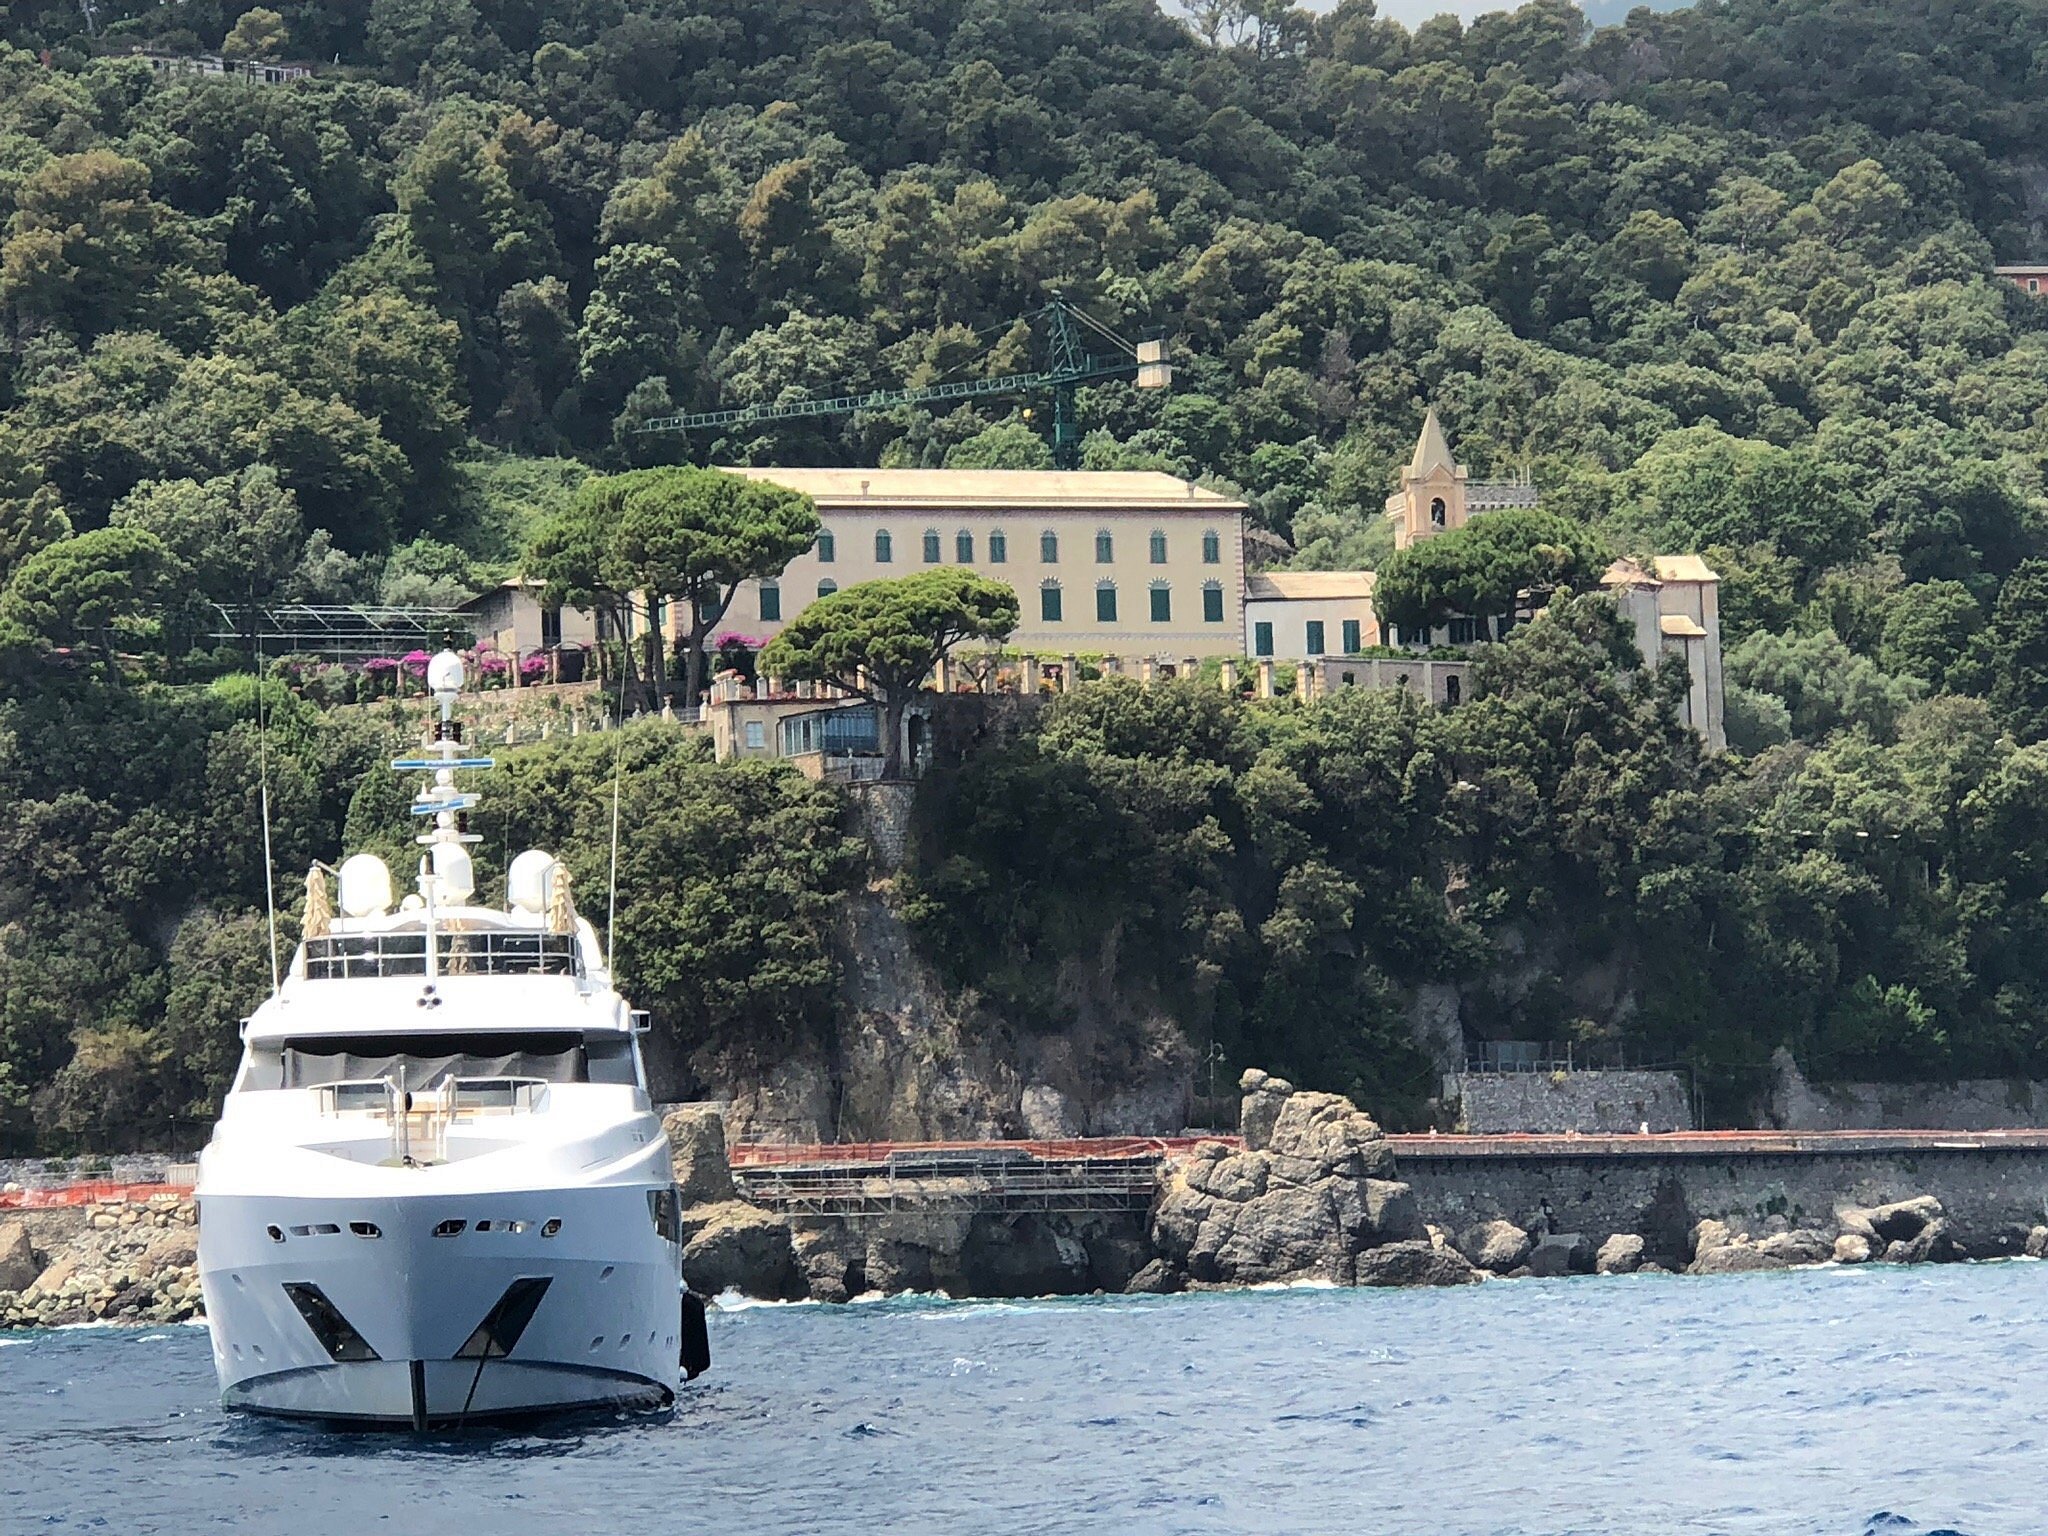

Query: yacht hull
198 1185 681 1428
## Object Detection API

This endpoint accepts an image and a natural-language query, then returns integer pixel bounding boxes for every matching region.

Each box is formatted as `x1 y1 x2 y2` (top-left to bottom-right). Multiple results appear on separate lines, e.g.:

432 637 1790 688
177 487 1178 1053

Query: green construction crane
633 293 1172 469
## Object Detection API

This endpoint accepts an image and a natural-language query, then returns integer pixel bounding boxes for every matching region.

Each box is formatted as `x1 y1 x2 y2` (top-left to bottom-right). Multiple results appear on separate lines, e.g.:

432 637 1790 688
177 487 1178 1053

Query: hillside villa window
1149 582 1171 622
758 583 781 622
923 529 942 563
817 529 836 563
1096 581 1117 622
1202 529 1221 564
1202 582 1224 623
1041 529 1059 563
1448 617 1480 644
1430 497 1447 528
540 605 562 648
956 529 974 562
817 579 838 598
1149 530 1168 564
1254 621 1274 657
875 529 893 562
1041 581 1063 622
1305 620 1326 656
1341 619 1361 654
989 529 1008 563
1095 529 1114 563
744 721 765 750
1445 675 1462 705
1397 622 1427 646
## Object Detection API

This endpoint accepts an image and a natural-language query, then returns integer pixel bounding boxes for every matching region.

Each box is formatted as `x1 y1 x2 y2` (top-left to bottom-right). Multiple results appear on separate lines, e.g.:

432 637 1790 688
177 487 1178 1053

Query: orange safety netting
0 1179 195 1211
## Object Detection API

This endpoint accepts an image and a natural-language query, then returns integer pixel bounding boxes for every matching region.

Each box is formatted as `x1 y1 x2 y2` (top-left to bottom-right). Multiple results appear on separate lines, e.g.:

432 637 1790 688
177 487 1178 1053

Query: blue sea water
2 1261 2039 1536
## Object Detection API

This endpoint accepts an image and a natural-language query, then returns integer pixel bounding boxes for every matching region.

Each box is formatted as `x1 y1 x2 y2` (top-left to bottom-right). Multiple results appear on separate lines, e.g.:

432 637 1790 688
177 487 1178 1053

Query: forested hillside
7 0 2048 1146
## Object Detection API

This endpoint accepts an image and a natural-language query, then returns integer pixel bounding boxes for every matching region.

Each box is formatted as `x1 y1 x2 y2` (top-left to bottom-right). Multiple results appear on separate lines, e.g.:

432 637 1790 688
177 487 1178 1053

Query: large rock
678 1201 800 1299
0 1221 36 1293
1124 1258 1183 1295
1834 1233 1872 1264
1755 1229 1833 1266
1526 1233 1594 1278
1356 1240 1480 1287
1238 1069 1294 1153
1864 1196 1944 1245
1594 1233 1645 1276
1151 1074 1433 1287
1690 1242 1789 1275
1689 1218 1736 1259
2027 1226 2048 1259
1457 1220 1534 1274
1894 1216 1964 1264
663 1105 736 1206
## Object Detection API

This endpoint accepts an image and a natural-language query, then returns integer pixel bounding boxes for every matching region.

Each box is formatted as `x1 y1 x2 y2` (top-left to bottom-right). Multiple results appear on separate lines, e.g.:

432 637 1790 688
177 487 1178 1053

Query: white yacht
196 651 708 1428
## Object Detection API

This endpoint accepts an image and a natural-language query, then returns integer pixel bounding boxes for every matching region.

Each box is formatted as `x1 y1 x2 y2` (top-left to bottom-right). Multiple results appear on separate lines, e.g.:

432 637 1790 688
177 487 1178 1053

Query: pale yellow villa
707 468 1248 658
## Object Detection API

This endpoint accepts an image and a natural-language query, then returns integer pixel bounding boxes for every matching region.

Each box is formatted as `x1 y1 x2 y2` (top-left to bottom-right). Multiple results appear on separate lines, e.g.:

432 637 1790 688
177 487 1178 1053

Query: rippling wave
2 1262 2039 1535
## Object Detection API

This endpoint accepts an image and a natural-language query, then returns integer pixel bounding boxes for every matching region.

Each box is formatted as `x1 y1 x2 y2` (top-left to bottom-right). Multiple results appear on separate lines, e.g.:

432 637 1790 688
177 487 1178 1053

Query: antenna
604 600 636 972
254 630 281 996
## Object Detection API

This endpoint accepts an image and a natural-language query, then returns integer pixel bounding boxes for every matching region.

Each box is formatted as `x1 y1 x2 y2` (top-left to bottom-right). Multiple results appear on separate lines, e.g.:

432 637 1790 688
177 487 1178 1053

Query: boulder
1338 1180 1423 1249
1356 1239 1480 1287
1456 1220 1534 1274
1264 1092 1395 1183
1238 1069 1293 1153
1755 1228 1833 1266
788 1222 864 1303
1865 1196 1944 1245
2026 1226 2048 1259
1124 1258 1183 1295
1185 1151 1269 1204
1690 1218 1736 1259
1894 1216 1964 1264
0 1221 36 1293
1690 1241 1790 1275
1526 1233 1594 1278
1211 1184 1345 1284
678 1201 800 1299
1833 1233 1872 1264
1594 1233 1645 1276
1835 1206 1878 1241
663 1106 736 1206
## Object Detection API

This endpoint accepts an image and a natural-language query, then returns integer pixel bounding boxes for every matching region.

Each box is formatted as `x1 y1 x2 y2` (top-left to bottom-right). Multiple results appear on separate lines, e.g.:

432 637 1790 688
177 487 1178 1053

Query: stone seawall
1397 1141 2048 1263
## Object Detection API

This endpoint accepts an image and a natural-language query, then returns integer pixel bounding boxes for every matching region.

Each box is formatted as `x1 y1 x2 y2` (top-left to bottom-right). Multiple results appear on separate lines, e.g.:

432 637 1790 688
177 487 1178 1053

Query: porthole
350 1222 381 1239
434 1219 466 1237
265 1225 285 1243
541 1218 562 1238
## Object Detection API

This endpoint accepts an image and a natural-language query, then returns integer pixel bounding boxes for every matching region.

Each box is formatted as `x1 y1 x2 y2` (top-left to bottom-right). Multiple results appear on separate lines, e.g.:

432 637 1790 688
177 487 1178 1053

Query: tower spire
1408 406 1457 479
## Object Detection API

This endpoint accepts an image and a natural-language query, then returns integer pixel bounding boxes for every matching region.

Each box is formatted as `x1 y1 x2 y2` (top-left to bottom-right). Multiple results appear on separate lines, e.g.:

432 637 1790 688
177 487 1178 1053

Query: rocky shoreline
5 1072 2042 1331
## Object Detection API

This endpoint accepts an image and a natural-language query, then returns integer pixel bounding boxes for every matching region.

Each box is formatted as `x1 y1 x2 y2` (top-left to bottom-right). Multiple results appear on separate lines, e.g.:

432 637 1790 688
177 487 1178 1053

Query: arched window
758 583 781 622
1429 496 1447 528
1040 581 1063 623
875 529 893 563
1149 530 1168 564
1149 581 1171 623
988 529 1008 564
1041 529 1059 563
1201 580 1224 623
955 529 974 563
1202 529 1221 565
1095 529 1114 563
1095 581 1117 622
922 529 942 563
816 529 836 563
817 579 838 598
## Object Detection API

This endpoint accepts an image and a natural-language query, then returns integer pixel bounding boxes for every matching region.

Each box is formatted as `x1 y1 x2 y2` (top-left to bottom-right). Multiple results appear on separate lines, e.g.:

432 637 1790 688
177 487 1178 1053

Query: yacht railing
302 931 581 980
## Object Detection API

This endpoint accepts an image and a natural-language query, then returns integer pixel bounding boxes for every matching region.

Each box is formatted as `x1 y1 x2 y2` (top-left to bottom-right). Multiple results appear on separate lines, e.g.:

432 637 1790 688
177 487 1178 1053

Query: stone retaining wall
1399 1144 2048 1263
1447 1070 1693 1133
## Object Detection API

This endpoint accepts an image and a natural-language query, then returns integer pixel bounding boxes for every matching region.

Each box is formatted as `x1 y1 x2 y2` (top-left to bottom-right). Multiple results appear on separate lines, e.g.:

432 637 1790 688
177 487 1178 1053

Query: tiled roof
722 467 1244 510
1246 570 1378 600
1467 483 1541 510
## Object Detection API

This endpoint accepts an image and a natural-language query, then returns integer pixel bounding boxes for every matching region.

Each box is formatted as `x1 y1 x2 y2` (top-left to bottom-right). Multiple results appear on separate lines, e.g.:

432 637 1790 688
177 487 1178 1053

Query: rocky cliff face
1145 1070 1478 1289
719 887 1192 1145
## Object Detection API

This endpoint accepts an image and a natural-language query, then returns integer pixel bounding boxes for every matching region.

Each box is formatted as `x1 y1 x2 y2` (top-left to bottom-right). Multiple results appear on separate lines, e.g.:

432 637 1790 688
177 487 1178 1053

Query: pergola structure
207 604 470 658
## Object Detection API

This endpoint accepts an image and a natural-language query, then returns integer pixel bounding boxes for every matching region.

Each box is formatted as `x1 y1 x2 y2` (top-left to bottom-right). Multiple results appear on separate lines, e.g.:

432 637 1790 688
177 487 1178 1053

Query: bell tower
1387 407 1469 549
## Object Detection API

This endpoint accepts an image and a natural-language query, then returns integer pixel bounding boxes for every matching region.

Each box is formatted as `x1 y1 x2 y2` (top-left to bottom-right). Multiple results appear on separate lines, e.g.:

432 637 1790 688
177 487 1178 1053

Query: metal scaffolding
731 1148 1164 1217
207 603 470 657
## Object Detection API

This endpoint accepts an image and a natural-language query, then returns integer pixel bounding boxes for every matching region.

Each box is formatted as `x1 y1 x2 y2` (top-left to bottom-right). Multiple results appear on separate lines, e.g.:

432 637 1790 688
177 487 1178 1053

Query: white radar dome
507 849 558 914
431 842 475 904
337 854 393 918
427 649 465 697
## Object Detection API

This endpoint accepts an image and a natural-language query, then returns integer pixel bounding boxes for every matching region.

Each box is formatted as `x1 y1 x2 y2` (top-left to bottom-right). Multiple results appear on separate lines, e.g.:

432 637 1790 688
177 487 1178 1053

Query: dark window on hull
283 1282 381 1362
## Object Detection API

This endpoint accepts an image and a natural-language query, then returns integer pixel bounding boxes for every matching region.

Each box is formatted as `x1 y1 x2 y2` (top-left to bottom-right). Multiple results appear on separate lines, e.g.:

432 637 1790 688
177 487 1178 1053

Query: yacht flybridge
196 651 708 1428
